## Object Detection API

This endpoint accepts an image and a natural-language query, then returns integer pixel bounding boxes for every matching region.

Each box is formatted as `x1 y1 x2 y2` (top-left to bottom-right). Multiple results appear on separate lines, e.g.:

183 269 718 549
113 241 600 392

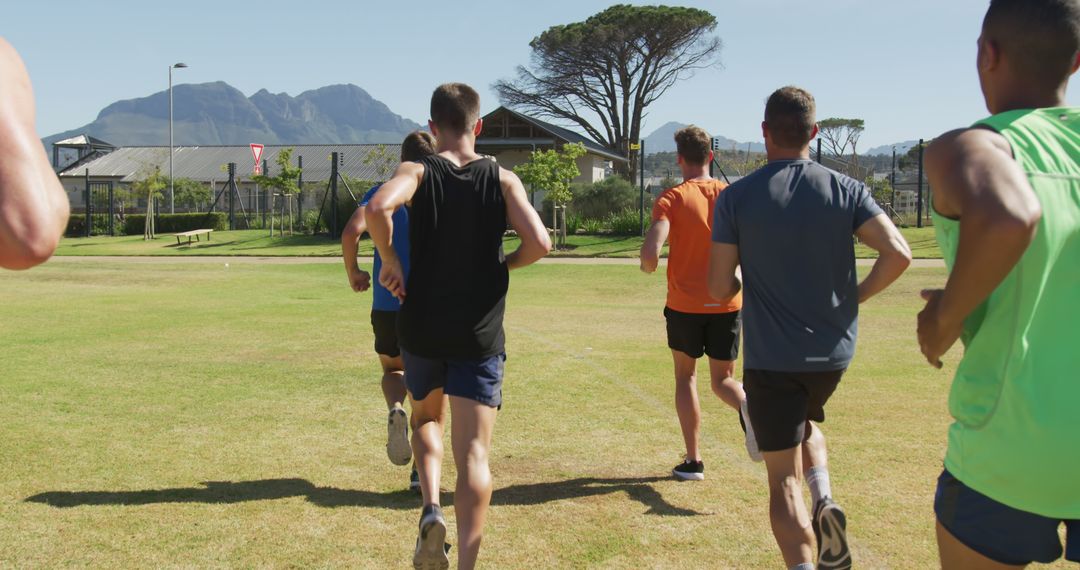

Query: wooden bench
173 229 213 246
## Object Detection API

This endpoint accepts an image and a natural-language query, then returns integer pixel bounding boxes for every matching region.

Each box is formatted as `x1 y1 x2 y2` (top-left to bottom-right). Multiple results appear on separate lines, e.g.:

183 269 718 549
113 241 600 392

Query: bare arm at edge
854 214 911 303
341 205 370 292
501 167 551 270
707 242 741 301
365 162 423 300
0 38 70 269
640 219 669 274
916 128 1041 367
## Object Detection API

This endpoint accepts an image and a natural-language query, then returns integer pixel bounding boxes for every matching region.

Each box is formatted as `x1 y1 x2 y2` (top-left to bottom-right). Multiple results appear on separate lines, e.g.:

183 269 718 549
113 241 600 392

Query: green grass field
4 260 1061 568
53 226 942 259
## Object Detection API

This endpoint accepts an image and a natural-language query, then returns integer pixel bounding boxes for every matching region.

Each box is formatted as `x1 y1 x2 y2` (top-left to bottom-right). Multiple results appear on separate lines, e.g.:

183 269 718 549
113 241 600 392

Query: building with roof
53 107 627 213
56 141 402 213
477 106 626 186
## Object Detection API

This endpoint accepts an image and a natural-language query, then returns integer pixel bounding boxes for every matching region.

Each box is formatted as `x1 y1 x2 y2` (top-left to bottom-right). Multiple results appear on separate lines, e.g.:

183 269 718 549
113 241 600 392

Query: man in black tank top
366 83 551 570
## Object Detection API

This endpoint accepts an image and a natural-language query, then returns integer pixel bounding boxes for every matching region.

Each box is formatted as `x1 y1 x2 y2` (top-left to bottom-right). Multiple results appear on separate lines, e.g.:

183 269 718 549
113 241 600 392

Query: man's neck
435 134 480 164
767 146 811 162
989 83 1069 115
680 164 710 182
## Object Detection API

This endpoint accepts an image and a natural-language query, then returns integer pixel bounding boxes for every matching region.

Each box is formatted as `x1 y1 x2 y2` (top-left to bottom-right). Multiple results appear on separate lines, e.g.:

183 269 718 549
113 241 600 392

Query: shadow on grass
25 476 700 516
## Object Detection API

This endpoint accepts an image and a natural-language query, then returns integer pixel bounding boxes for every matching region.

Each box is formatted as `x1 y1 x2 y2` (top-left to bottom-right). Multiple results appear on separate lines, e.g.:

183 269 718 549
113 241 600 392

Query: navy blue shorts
401 349 505 408
935 469 1079 565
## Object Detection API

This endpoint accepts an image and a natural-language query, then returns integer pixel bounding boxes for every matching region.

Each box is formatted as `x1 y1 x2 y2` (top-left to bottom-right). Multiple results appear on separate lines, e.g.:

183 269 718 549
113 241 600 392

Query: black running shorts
370 310 400 358
664 307 740 361
744 368 845 452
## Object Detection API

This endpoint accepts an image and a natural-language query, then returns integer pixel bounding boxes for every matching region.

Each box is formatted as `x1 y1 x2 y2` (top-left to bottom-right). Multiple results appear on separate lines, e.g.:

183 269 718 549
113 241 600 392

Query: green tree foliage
818 118 866 165
362 145 397 182
251 148 302 197
514 143 586 207
131 166 167 239
898 140 930 171
569 176 640 220
865 175 894 206
251 148 302 235
495 5 722 181
171 178 211 211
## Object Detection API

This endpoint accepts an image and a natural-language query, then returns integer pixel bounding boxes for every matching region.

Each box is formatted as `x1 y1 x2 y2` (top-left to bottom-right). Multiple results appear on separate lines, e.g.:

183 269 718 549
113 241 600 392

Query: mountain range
643 121 915 157
42 82 423 150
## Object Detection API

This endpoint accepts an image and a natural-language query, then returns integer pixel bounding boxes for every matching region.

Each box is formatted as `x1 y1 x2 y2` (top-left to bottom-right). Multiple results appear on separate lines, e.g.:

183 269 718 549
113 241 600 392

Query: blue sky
7 0 1078 149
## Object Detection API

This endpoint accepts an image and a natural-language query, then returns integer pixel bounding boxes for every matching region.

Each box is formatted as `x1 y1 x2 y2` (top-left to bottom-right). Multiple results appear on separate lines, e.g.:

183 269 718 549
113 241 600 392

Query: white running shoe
387 406 412 466
740 399 763 462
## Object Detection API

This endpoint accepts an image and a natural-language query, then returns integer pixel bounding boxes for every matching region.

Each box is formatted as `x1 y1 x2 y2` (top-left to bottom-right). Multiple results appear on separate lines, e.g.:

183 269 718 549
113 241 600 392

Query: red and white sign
250 143 264 174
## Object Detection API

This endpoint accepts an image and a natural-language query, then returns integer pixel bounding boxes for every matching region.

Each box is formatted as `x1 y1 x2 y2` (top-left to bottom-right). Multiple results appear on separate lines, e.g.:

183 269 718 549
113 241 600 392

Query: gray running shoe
387 406 411 466
413 504 449 570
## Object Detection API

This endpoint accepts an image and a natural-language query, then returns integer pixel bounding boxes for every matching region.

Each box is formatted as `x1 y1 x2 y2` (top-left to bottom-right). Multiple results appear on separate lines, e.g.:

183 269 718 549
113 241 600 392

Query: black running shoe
409 465 421 494
672 459 705 481
413 504 449 570
813 498 851 570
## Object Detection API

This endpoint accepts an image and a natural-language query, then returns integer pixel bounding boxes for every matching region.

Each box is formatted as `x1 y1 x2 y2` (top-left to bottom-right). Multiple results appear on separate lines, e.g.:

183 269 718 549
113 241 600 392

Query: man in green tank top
918 0 1080 566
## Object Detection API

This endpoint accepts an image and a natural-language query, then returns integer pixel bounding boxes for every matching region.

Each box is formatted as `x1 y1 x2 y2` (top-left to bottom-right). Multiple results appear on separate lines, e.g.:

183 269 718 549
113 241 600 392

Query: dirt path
45 256 946 268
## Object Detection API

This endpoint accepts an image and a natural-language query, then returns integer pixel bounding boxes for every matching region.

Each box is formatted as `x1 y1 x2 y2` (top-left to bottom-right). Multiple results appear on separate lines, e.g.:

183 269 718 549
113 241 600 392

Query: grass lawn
54 226 941 259
4 260 1050 569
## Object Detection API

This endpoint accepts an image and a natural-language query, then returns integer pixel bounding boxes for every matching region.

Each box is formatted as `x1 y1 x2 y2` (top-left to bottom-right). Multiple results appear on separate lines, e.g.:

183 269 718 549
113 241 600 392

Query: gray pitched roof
57 144 402 183
53 135 116 148
480 107 627 163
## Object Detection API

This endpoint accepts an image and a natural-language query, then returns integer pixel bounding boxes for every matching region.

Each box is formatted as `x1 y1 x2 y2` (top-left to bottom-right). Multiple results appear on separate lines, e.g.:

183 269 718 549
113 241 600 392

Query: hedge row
121 213 229 235
65 215 117 237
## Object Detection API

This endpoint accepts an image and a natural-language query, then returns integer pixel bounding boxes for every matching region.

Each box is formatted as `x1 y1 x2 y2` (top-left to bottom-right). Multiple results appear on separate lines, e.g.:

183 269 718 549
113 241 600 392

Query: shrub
570 176 639 220
65 214 123 237
607 208 644 236
122 212 228 235
299 209 324 234
295 191 359 235
565 212 582 235
581 217 605 234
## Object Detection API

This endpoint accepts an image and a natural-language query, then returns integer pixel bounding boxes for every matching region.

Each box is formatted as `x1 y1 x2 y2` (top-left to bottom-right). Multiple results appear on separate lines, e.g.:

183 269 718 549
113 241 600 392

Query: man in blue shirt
342 131 436 491
708 86 911 570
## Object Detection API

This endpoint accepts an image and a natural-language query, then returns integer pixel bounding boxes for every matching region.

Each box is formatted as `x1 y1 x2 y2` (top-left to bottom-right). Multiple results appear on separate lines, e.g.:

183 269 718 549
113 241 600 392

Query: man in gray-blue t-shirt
708 86 912 570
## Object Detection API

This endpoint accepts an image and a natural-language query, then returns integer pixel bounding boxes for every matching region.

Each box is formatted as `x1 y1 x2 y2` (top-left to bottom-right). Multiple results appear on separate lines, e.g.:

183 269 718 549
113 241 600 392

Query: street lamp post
169 62 188 214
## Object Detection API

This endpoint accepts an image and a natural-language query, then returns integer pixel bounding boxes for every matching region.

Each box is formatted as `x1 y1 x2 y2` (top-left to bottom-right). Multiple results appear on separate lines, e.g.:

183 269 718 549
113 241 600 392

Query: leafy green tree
865 175 893 206
898 140 930 171
363 145 397 182
171 178 211 212
132 166 167 239
514 143 586 247
251 148 302 235
495 5 722 181
818 118 865 169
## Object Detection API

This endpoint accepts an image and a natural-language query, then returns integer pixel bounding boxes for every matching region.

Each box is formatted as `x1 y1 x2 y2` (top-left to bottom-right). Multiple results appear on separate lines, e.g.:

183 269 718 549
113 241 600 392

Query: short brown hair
983 0 1080 89
400 131 436 162
674 125 711 165
430 83 481 134
764 86 817 149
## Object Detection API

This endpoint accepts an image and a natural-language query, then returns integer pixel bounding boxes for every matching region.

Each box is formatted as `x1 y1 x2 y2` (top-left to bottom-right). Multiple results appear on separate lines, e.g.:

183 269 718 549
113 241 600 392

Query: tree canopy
513 143 586 207
250 148 302 197
495 4 722 180
818 118 865 160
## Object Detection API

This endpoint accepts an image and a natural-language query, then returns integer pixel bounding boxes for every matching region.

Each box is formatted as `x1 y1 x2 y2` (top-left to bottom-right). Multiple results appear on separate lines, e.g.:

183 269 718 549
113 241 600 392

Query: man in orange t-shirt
640 125 760 481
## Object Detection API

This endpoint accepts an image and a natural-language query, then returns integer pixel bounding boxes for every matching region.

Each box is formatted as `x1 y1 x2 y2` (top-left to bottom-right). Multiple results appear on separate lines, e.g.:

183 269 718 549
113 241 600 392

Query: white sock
806 465 832 506
790 563 814 570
